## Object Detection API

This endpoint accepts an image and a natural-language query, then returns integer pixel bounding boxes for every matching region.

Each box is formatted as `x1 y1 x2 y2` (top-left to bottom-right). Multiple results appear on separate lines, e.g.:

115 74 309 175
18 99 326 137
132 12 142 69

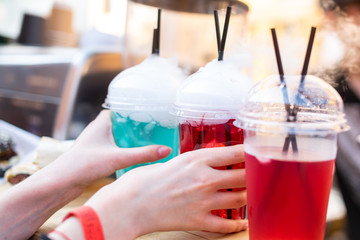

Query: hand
85 145 247 239
0 110 171 240
46 110 171 188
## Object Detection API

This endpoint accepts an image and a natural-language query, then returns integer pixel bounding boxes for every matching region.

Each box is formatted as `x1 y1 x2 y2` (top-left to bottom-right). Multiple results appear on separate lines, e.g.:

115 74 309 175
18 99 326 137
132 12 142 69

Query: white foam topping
107 55 186 107
106 55 186 127
175 59 254 114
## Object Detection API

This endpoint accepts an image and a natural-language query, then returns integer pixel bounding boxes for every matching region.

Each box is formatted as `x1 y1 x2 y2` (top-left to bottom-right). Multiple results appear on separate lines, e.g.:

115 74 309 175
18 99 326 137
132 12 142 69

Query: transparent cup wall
237 74 349 239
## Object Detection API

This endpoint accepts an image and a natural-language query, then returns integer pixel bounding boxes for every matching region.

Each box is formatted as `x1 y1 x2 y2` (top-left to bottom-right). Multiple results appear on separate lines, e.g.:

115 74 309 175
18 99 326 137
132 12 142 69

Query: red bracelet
63 206 104 240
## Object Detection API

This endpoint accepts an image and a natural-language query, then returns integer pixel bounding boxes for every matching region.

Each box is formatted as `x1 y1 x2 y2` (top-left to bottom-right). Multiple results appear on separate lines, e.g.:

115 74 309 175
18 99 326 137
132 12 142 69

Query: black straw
270 28 298 153
271 29 284 76
214 10 221 52
152 29 158 55
278 27 317 153
301 27 316 77
157 9 161 54
219 6 231 61
293 27 317 118
151 9 161 55
271 28 292 120
271 29 291 114
214 6 232 61
213 9 233 219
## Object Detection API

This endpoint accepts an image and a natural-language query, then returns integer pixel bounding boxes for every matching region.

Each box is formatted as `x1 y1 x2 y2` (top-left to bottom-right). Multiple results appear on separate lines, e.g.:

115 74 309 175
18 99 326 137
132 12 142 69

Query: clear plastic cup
104 55 186 177
236 75 349 239
173 59 253 219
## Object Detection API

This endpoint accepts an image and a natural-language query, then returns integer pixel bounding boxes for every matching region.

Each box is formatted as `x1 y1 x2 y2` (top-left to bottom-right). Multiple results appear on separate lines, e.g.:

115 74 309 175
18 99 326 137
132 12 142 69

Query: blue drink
112 112 179 177
104 55 186 177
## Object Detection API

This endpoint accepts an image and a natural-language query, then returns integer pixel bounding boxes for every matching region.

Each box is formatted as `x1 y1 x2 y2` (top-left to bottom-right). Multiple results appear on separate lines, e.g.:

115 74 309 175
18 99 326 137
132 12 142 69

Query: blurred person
0 110 247 240
321 0 360 239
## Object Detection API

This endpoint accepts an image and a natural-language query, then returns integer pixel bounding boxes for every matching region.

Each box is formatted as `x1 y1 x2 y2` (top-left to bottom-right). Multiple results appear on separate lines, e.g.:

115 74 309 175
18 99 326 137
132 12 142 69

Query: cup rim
103 101 172 112
236 113 350 134
171 103 241 119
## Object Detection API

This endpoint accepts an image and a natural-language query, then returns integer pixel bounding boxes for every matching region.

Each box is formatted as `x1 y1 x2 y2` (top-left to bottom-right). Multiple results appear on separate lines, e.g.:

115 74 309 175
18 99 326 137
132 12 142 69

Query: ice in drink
237 75 349 239
179 119 243 152
174 59 253 219
179 118 245 219
104 55 186 177
111 112 180 174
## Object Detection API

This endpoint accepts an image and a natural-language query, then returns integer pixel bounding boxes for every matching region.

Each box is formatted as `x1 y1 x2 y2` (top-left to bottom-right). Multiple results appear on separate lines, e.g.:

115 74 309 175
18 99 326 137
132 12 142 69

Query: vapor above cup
104 54 186 177
173 59 253 219
236 74 349 240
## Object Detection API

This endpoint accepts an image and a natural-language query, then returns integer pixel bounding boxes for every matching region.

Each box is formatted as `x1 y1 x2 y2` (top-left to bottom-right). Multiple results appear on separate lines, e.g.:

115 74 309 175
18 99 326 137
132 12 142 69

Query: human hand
85 145 247 239
45 110 171 188
0 110 171 240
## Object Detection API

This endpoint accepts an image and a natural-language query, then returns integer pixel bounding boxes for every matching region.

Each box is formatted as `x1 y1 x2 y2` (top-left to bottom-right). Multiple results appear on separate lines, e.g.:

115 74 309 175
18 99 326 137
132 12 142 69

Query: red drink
237 74 348 239
179 118 246 219
245 147 335 240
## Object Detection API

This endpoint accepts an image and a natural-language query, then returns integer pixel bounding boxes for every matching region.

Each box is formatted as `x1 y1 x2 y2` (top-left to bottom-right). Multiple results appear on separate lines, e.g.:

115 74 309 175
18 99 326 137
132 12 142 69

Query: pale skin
0 110 171 240
0 110 248 239
51 145 248 240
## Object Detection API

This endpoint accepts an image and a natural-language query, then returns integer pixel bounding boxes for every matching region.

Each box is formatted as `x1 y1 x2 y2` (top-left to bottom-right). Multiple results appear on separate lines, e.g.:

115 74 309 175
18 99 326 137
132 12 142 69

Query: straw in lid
237 74 349 134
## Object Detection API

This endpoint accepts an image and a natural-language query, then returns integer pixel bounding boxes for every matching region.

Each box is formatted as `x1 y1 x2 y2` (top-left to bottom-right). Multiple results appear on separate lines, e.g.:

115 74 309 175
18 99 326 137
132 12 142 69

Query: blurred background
0 0 341 140
0 1 352 239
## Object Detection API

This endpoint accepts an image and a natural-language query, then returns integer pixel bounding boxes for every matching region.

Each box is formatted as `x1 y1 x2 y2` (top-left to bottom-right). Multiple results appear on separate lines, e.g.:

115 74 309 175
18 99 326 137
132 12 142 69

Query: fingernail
158 146 171 158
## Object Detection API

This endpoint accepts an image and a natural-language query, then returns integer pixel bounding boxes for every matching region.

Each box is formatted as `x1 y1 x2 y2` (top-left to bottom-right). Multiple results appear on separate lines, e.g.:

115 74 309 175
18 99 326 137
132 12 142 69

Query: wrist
85 184 145 240
50 217 84 240
63 206 105 240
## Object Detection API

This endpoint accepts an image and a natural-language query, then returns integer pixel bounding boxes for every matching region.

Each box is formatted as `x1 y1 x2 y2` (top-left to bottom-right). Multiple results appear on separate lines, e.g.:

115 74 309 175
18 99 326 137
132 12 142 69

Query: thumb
111 145 172 170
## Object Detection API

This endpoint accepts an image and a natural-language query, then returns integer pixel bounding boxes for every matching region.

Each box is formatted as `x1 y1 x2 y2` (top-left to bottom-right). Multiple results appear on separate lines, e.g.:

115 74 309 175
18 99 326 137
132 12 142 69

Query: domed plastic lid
104 55 186 111
237 75 349 134
173 59 253 120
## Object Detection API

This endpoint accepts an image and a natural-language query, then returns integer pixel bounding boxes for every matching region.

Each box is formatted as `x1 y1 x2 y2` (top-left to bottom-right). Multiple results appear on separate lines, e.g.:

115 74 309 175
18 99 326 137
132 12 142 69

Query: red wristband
63 206 104 240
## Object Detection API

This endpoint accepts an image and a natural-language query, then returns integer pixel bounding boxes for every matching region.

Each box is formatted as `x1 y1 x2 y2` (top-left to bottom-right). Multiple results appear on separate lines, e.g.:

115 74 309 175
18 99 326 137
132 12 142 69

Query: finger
215 168 246 189
111 145 172 170
85 110 111 131
202 214 248 233
74 110 112 145
96 109 111 122
209 190 247 210
199 145 244 167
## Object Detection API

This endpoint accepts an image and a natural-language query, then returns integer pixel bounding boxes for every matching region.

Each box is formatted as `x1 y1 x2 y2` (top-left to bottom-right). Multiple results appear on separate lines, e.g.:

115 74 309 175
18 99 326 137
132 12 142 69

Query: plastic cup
104 55 186 177
236 75 349 239
174 59 253 219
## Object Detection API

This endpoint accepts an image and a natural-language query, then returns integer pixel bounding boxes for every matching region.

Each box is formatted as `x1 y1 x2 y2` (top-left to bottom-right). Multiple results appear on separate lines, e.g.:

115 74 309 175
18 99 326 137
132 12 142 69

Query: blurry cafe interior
0 0 359 239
